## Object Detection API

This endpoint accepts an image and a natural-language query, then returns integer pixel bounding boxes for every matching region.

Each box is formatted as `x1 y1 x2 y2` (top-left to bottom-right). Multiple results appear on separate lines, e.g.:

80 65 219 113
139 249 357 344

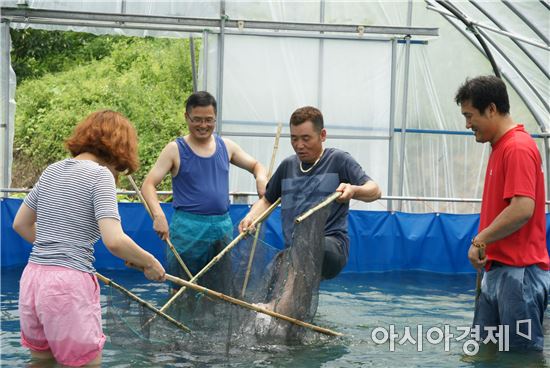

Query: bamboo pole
165 274 342 337
127 175 193 280
241 122 283 298
475 247 486 302
295 192 342 224
145 198 281 327
96 272 191 333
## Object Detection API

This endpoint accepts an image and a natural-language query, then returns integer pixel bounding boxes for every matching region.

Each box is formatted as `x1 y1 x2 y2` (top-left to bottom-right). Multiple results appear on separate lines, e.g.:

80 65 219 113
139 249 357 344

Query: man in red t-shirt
455 75 550 352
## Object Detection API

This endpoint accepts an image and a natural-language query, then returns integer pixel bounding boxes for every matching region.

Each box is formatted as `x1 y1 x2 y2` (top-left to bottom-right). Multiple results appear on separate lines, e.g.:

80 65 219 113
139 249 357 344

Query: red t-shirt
479 125 549 270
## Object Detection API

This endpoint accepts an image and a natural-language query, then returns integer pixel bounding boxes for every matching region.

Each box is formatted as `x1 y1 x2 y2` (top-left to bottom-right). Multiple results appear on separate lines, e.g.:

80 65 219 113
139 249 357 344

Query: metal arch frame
5 2 546 211
427 2 549 130
435 0 500 78
1 21 10 196
396 0 415 212
317 0 326 109
473 24 549 113
426 4 549 113
386 39 398 212
430 2 550 209
502 0 549 45
426 3 549 50
215 1 226 133
0 6 439 193
469 0 549 80
0 7 439 36
202 29 209 91
189 35 197 93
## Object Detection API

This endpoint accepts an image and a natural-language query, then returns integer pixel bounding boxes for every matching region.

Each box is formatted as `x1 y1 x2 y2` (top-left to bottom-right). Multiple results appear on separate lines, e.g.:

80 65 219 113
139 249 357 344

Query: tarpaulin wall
3 198 550 274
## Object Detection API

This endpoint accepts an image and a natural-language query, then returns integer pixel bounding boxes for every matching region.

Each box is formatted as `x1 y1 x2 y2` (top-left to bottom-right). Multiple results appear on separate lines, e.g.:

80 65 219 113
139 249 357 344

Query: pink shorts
18 263 106 367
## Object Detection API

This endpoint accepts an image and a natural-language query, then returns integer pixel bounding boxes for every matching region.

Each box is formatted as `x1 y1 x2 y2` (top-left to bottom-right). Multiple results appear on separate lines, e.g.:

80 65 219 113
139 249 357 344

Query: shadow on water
2 267 549 367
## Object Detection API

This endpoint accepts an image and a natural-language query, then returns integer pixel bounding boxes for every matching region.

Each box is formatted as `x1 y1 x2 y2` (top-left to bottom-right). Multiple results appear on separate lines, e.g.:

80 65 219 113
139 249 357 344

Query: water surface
2 268 548 367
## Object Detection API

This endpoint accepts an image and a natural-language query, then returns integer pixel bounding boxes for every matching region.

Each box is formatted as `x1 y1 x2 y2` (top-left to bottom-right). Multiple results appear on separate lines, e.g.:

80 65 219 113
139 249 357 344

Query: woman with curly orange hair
13 110 165 367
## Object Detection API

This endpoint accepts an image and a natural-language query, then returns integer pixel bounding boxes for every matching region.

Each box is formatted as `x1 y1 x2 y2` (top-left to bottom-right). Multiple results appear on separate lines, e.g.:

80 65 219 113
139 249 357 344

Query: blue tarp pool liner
3 198 550 273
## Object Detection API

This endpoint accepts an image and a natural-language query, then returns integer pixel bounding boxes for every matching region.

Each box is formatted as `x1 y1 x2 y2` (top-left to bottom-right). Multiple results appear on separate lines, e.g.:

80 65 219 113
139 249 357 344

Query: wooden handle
295 192 342 224
165 274 342 337
96 272 191 333
127 175 193 279
158 197 282 314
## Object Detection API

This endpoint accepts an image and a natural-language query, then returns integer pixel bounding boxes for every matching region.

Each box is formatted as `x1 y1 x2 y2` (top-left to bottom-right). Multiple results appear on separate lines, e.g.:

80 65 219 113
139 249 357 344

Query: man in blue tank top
239 106 381 280
142 91 267 293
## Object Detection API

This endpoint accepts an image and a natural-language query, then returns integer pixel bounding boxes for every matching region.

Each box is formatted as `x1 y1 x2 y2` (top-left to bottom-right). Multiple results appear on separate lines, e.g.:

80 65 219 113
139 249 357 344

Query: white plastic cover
1 0 548 213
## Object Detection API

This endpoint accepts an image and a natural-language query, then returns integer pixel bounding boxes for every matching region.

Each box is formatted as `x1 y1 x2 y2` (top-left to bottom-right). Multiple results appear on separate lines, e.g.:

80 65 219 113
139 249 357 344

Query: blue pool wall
3 198 550 273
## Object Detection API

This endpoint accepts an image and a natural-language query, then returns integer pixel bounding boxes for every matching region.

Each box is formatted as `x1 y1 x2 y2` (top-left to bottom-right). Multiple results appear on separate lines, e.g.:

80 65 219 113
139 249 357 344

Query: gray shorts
321 236 348 280
473 263 550 351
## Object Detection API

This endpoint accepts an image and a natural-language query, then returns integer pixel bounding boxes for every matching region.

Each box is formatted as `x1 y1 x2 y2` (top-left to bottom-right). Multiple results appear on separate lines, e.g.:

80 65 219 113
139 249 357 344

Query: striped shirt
24 159 120 273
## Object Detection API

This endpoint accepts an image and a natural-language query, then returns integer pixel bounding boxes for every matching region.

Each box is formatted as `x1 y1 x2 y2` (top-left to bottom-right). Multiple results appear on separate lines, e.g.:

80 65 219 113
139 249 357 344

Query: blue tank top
172 135 230 215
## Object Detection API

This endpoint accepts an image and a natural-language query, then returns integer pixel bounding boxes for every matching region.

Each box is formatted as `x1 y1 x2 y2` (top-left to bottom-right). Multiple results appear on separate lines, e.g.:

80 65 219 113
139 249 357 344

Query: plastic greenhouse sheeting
3 198 550 273
2 1 548 216
198 0 549 214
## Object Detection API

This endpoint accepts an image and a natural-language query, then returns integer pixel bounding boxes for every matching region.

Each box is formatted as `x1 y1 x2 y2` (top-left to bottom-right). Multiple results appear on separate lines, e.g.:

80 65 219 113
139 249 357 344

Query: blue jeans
473 263 550 351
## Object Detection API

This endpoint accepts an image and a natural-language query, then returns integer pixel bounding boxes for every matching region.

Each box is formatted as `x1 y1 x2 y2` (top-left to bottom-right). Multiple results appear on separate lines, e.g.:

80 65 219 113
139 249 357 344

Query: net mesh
106 285 182 348
104 204 332 352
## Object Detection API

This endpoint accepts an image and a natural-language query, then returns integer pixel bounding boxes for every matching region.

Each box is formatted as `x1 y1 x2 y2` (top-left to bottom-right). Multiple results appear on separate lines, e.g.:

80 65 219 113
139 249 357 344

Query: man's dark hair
289 106 324 132
454 76 510 115
185 91 217 114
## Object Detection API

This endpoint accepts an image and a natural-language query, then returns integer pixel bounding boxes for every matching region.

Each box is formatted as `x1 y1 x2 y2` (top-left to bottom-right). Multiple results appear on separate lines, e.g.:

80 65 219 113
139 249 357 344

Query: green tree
10 28 127 84
12 34 197 192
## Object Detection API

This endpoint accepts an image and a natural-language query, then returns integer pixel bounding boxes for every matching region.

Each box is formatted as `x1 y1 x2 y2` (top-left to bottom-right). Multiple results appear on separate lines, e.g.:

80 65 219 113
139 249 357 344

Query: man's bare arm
141 142 179 240
224 138 268 197
336 180 381 203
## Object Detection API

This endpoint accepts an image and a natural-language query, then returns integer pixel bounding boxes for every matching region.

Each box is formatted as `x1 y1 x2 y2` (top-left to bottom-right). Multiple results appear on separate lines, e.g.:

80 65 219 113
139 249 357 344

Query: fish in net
235 204 332 344
103 203 334 355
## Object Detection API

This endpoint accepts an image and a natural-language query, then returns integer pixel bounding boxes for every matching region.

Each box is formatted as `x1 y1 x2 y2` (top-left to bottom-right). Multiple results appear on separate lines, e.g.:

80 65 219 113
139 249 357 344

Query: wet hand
143 259 166 282
336 183 355 203
468 243 486 270
153 215 169 241
125 260 166 282
239 215 255 233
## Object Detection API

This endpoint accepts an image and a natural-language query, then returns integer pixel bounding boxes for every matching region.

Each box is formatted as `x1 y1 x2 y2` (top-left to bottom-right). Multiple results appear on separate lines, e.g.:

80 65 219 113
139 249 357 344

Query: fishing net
234 205 331 344
105 281 189 350
103 203 332 355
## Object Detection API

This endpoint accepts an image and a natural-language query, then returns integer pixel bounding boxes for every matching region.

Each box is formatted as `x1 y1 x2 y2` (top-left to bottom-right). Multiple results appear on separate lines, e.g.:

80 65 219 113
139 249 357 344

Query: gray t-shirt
265 148 370 257
24 159 120 273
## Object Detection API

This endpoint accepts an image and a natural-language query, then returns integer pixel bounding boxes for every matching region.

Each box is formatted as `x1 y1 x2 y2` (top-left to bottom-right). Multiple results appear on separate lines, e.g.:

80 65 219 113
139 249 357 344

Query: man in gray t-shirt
239 106 381 279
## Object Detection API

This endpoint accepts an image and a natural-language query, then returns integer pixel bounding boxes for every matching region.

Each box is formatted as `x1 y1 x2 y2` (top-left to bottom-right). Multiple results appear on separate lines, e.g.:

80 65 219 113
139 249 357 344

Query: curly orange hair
65 110 139 174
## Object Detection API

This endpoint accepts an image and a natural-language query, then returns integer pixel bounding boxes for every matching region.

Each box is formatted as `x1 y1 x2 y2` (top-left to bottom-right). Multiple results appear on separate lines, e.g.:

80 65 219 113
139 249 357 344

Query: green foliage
8 192 27 199
10 28 127 84
116 194 141 203
13 33 197 192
